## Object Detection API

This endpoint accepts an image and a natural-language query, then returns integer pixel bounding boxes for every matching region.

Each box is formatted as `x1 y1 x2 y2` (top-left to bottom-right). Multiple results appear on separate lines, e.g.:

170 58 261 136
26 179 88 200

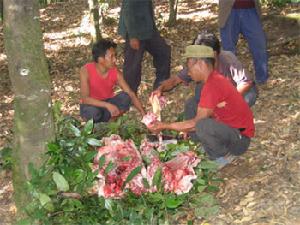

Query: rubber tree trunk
88 0 102 43
3 0 55 219
168 0 179 26
0 0 3 21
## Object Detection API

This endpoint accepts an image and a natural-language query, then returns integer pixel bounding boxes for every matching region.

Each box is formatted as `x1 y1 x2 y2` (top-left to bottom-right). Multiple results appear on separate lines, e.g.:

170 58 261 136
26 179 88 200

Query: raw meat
93 135 200 198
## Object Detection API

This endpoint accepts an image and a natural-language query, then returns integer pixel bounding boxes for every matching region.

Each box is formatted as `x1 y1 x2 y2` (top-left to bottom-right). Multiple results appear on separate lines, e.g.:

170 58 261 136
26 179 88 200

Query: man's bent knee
195 118 214 140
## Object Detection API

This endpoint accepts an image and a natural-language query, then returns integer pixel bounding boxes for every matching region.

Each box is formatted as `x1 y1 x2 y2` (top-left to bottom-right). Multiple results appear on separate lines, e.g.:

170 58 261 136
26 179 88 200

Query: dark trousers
195 118 251 159
184 99 251 159
80 92 131 123
123 31 171 92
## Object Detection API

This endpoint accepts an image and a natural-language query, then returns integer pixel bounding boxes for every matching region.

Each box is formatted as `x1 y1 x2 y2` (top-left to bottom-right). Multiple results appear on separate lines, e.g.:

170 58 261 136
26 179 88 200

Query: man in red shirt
80 39 145 123
148 45 255 167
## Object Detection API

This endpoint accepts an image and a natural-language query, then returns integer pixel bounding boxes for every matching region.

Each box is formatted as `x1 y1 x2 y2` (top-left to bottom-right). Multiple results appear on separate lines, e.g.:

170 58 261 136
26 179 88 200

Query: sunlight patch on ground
1 95 13 104
43 12 92 52
177 9 216 21
0 53 7 64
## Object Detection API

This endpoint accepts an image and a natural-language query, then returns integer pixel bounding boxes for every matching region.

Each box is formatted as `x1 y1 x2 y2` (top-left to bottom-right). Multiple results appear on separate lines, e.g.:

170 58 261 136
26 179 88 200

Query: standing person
118 0 171 93
218 0 269 84
148 45 255 168
80 39 146 123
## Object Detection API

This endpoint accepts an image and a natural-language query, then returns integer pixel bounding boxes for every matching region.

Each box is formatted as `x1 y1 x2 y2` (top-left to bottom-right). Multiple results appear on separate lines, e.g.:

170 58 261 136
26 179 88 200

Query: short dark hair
193 31 220 54
92 39 117 62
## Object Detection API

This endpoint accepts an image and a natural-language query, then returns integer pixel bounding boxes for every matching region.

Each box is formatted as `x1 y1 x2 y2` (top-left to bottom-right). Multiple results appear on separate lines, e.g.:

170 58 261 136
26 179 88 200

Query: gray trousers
184 98 251 159
80 92 131 123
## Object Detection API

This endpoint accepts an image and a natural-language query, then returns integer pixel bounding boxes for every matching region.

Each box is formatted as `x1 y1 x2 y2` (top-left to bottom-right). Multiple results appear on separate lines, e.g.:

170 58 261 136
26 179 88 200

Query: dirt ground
0 0 299 224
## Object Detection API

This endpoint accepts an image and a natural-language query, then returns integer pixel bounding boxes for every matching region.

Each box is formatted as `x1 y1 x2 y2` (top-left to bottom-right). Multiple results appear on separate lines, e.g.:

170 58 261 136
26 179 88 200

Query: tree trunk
168 0 179 26
3 0 55 219
88 0 102 43
0 0 3 21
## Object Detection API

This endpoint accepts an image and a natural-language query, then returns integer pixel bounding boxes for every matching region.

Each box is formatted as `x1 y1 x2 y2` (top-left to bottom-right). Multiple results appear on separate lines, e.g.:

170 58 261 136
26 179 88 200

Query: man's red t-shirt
85 63 118 101
198 70 255 137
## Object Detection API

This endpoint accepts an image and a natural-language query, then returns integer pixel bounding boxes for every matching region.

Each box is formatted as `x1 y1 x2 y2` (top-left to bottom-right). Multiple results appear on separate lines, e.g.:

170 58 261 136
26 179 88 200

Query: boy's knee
117 92 131 111
80 105 104 123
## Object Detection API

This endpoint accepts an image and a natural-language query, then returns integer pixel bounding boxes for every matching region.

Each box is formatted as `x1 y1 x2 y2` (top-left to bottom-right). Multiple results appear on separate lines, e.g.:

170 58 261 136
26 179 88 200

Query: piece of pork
94 135 146 198
94 135 201 198
140 139 200 194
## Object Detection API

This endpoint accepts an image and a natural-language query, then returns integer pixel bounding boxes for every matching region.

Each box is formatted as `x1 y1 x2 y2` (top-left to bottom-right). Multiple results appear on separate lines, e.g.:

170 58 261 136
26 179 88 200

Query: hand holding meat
148 121 165 134
150 89 162 100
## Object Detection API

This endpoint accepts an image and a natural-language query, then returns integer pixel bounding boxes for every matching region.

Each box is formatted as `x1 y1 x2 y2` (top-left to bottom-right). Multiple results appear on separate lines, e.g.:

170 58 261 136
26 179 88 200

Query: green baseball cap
183 45 214 59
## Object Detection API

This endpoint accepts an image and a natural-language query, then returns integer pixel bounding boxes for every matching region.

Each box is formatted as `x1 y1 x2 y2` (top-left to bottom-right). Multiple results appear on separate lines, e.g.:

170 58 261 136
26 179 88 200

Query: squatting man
148 45 255 168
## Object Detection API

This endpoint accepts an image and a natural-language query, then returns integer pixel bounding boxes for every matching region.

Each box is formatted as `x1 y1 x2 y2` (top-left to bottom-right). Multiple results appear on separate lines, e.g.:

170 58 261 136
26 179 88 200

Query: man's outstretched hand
148 121 165 134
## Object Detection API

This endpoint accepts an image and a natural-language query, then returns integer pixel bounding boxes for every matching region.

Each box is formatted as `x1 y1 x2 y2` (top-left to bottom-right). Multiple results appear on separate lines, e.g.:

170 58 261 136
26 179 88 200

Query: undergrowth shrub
16 103 222 225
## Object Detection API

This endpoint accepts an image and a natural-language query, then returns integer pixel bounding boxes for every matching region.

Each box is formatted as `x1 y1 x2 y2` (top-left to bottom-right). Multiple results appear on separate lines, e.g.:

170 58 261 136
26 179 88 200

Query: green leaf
192 193 217 206
37 193 51 206
199 161 218 170
196 178 207 185
129 210 142 225
83 119 94 134
122 156 131 161
152 167 162 188
84 151 97 162
197 185 206 193
104 161 115 175
44 202 55 212
15 219 32 225
104 199 114 212
144 208 154 223
69 124 81 137
165 197 183 209
195 205 219 219
122 166 142 188
61 199 83 211
87 138 101 146
187 220 193 225
52 172 69 192
74 169 85 183
147 193 163 203
142 155 152 166
142 178 150 189
28 163 38 179
206 185 220 192
98 155 106 169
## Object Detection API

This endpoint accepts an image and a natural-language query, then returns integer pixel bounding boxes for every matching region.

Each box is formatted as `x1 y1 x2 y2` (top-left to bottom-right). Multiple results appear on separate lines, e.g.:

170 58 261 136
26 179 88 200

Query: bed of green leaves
17 105 222 225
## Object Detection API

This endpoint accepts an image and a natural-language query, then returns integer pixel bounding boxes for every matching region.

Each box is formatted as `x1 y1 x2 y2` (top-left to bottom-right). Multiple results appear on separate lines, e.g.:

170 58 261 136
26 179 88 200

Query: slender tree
168 0 179 26
88 0 102 42
3 0 55 218
0 0 3 21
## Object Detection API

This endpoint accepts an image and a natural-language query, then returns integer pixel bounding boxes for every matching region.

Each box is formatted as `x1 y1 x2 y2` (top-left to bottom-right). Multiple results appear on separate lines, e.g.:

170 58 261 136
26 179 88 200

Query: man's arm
153 75 184 96
117 70 146 116
149 106 213 133
80 67 120 116
221 51 254 95
236 81 253 95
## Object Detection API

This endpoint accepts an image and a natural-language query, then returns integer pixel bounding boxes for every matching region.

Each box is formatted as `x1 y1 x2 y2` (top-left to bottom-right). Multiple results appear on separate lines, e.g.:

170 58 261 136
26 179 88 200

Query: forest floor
0 0 299 224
